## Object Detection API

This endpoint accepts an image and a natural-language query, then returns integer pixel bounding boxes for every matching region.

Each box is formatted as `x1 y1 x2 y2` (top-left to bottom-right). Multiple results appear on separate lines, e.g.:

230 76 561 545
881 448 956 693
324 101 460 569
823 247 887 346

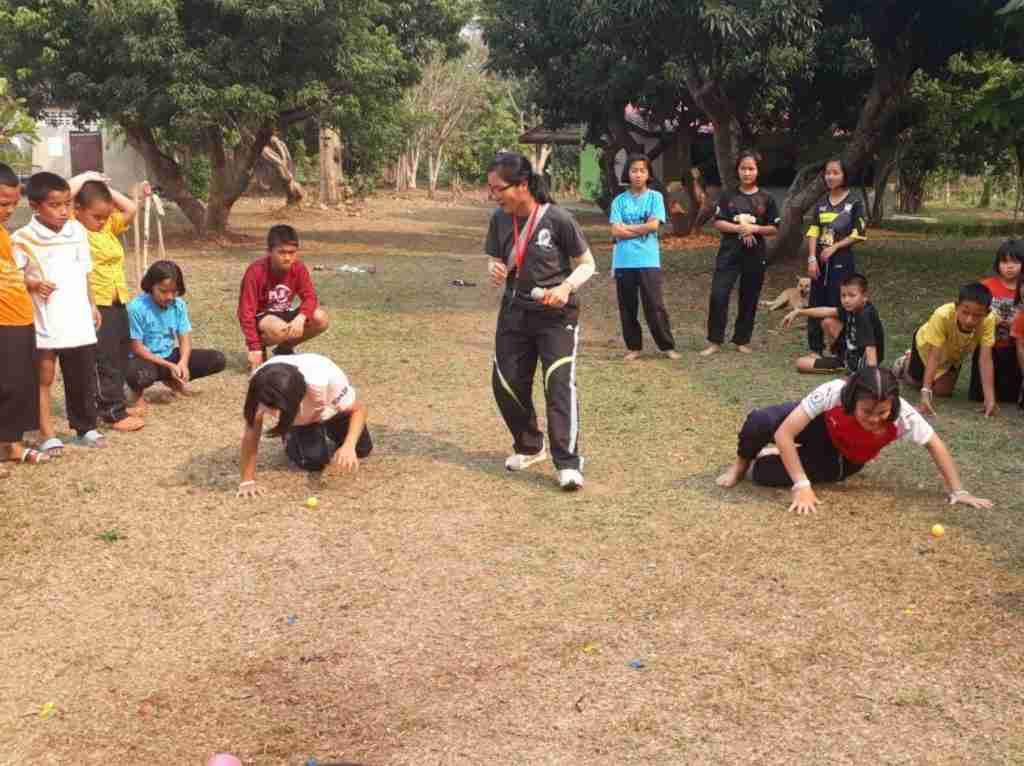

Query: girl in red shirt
970 239 1022 403
715 367 993 514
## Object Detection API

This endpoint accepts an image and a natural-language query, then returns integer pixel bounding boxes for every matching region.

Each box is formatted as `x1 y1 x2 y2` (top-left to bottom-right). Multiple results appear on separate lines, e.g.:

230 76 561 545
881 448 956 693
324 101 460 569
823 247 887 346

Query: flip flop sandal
39 437 65 458
74 430 109 449
16 447 51 465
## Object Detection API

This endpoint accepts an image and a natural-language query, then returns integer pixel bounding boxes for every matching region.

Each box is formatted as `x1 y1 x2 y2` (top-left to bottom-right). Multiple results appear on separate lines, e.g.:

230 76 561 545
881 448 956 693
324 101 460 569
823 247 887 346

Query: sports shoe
505 446 547 471
557 468 584 491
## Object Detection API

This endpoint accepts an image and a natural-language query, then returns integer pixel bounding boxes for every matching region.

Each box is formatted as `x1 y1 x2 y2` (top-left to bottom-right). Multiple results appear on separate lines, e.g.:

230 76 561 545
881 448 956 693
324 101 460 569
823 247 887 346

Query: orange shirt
0 227 33 326
1011 309 1024 342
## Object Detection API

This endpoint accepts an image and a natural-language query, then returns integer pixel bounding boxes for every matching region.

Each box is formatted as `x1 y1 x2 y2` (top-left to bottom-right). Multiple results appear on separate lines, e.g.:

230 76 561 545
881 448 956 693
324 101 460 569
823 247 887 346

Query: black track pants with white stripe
492 297 582 471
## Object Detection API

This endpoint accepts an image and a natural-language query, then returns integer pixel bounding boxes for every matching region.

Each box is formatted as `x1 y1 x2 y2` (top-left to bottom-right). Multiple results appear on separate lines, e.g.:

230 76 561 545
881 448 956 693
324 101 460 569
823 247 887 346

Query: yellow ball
305 496 319 509
931 524 945 538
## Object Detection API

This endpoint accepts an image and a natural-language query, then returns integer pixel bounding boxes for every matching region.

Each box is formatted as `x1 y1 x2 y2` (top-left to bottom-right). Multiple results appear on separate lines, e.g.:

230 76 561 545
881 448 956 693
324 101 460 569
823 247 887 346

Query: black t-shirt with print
837 301 885 372
810 194 866 248
714 188 781 262
485 204 590 307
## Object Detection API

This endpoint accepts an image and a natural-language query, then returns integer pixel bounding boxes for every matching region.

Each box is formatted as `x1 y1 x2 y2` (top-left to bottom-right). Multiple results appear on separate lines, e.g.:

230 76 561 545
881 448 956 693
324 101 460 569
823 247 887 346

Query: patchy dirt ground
1 193 1023 765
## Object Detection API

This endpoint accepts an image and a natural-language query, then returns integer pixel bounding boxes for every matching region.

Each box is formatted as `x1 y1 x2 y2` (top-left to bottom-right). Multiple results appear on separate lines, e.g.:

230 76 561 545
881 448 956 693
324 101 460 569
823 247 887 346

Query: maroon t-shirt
237 256 319 350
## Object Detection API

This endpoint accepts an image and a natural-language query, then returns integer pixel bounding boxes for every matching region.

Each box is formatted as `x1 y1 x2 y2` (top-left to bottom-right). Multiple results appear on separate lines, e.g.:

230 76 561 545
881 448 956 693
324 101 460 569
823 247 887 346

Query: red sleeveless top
824 406 898 465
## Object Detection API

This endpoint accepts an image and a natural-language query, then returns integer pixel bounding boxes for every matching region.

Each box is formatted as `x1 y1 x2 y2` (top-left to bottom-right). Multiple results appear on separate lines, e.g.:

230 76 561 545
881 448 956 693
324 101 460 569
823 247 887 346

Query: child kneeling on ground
237 353 371 498
892 282 998 417
783 272 883 374
126 260 226 413
715 366 993 514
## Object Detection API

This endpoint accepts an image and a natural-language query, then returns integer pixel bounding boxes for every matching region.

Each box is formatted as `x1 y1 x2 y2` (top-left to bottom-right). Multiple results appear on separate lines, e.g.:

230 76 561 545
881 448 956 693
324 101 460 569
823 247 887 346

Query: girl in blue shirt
610 154 678 361
125 260 226 414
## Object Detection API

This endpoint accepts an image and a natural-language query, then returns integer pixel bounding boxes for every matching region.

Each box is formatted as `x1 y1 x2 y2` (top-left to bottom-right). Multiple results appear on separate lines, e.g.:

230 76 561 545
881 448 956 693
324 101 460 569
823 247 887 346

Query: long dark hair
488 152 555 205
840 366 901 422
244 362 308 437
993 240 1024 302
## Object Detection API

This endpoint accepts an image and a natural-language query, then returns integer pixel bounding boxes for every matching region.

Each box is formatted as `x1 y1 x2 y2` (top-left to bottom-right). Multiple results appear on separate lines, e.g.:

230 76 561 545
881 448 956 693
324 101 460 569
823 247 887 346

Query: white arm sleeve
564 250 596 291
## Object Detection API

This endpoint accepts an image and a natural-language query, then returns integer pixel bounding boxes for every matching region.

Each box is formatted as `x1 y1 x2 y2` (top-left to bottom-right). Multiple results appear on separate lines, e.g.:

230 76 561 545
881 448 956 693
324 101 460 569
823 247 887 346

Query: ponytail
489 152 556 205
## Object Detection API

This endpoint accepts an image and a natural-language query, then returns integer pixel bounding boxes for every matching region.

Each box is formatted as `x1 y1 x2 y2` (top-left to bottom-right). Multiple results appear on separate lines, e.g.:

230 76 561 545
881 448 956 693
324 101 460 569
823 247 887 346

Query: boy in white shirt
13 172 105 454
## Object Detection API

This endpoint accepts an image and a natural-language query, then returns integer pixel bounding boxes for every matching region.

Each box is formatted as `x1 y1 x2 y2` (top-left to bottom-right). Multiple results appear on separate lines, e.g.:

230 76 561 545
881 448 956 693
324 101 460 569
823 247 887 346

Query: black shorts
812 356 845 371
908 329 958 382
256 308 300 325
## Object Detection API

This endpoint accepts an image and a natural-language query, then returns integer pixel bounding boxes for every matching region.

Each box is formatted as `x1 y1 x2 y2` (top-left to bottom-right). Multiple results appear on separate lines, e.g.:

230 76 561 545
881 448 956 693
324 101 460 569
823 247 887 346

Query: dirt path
2 195 1022 765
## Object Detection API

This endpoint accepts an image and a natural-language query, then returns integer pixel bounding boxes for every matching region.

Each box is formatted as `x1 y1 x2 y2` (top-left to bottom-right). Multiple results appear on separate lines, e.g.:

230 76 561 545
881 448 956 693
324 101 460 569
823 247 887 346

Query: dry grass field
1 193 1022 765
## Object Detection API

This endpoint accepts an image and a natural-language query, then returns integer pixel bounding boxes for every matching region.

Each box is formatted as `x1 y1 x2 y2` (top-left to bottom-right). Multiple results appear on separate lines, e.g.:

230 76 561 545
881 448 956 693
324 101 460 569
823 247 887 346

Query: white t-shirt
259 353 356 426
799 379 934 446
12 217 96 349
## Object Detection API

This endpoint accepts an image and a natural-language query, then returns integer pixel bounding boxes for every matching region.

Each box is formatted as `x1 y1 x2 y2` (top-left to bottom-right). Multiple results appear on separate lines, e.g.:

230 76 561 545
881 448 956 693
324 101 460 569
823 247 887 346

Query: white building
30 109 148 190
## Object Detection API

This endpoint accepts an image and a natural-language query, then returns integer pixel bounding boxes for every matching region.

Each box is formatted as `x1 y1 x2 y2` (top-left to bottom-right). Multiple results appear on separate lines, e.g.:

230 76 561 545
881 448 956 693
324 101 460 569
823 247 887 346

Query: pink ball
207 755 243 766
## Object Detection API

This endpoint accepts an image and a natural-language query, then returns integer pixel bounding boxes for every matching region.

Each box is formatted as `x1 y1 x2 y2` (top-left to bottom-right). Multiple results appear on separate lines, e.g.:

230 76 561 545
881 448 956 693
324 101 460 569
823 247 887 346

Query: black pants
492 295 582 471
737 401 864 487
125 348 227 393
968 344 1023 404
44 344 99 436
95 303 133 422
286 411 374 471
707 251 766 346
0 324 39 441
807 250 856 354
615 268 676 351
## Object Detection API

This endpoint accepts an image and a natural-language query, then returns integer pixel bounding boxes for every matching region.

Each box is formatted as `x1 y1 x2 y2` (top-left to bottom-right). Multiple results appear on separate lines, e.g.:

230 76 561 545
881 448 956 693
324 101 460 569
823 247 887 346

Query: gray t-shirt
485 204 589 300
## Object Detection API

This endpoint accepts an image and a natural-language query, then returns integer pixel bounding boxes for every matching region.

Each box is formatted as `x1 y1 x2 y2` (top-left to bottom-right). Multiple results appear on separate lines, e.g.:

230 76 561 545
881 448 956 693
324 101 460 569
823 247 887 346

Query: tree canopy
0 0 469 235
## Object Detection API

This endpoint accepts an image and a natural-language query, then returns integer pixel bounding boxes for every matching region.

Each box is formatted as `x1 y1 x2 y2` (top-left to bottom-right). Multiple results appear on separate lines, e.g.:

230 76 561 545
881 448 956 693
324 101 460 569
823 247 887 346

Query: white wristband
792 479 811 492
948 489 969 503
920 387 933 395
239 480 255 488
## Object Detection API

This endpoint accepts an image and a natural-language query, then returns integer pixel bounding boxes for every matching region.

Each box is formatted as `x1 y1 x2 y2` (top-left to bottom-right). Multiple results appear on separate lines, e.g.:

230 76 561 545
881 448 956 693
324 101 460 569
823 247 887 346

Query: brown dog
761 276 811 312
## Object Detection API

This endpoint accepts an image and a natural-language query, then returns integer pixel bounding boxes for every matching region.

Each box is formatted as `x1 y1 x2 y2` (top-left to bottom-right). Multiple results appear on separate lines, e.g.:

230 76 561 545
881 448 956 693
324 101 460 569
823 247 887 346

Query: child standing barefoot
969 239 1022 403
701 150 780 356
75 178 147 432
609 153 678 361
805 158 866 356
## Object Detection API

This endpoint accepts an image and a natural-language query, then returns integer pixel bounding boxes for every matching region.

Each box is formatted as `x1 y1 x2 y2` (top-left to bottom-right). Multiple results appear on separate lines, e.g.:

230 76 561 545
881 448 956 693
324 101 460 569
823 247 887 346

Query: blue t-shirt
610 189 666 269
128 294 192 359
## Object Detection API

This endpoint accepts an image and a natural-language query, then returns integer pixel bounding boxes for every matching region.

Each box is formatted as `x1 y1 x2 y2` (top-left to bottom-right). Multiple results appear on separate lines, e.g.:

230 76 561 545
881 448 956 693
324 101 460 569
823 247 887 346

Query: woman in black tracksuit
485 152 596 492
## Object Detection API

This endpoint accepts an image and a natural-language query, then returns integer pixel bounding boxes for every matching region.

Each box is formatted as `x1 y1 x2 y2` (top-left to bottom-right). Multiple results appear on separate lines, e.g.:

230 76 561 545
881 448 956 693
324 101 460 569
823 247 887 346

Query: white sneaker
505 447 547 471
557 468 584 491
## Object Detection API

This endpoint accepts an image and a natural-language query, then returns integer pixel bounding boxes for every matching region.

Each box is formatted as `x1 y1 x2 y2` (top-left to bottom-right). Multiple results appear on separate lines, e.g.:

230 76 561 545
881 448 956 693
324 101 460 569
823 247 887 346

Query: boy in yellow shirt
74 177 147 431
893 282 997 417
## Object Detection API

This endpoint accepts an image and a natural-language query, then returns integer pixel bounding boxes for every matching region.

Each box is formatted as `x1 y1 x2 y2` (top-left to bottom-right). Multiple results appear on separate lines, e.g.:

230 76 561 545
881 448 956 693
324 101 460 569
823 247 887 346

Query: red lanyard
512 205 540 272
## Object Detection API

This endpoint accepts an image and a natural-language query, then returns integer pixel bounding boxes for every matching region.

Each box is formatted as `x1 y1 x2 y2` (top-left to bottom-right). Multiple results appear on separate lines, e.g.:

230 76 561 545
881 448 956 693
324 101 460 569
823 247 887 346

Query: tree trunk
768 46 913 262
122 123 210 236
260 135 304 206
427 147 444 197
319 127 342 206
870 151 899 225
898 167 927 214
979 172 993 209
682 72 742 188
536 144 552 173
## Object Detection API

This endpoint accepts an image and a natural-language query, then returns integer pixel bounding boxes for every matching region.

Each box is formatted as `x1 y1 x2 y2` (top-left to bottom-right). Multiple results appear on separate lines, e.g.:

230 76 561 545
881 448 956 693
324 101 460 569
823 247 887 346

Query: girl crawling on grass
715 367 993 514
237 353 372 498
